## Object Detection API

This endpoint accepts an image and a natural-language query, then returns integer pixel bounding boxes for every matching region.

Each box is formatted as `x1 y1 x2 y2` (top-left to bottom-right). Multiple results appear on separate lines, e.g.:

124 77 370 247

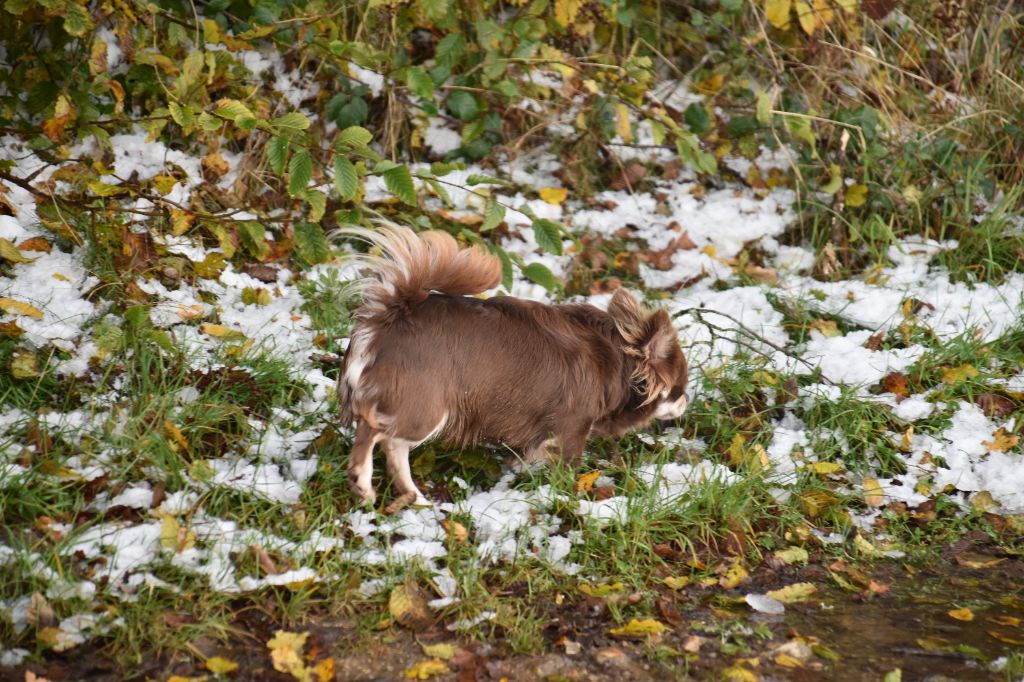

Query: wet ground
5 555 1022 681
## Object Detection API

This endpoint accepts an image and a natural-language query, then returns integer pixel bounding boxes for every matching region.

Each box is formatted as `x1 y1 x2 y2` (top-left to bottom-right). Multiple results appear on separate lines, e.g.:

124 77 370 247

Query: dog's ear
608 288 646 345
644 309 680 386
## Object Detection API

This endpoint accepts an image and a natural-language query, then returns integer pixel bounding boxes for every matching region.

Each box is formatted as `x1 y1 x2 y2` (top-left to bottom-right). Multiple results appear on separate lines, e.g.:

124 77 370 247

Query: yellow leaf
987 630 1024 645
794 0 817 34
862 478 885 507
313 657 335 682
10 351 39 379
0 237 35 264
663 576 691 590
575 470 601 493
167 677 208 682
845 183 868 207
766 582 817 604
813 0 834 26
723 665 759 682
205 656 239 674
989 615 1021 627
171 209 195 235
404 659 450 679
153 174 181 196
941 364 978 384
553 0 584 27
538 187 568 206
579 582 624 597
0 297 44 319
389 580 434 631
420 643 457 660
982 427 1019 453
164 421 189 453
441 519 468 544
614 102 632 143
719 560 749 589
267 630 310 680
160 515 181 550
854 533 885 558
765 0 792 29
948 607 974 622
200 323 246 340
608 618 667 639
773 547 809 565
775 652 803 668
809 319 840 337
807 461 842 475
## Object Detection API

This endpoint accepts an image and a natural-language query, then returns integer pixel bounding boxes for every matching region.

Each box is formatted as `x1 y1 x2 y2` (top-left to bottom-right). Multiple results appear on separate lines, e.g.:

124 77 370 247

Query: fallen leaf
389 579 434 631
538 187 568 205
806 461 842 475
420 642 457 660
722 665 759 682
200 323 246 340
854 534 885 558
774 652 803 667
267 630 310 680
881 372 910 400
610 162 647 190
441 519 468 544
955 553 1005 569
773 547 809 565
404 659 450 680
970 491 999 513
809 319 840 337
941 364 978 384
982 427 1019 453
766 583 817 604
988 615 1021 627
987 630 1024 645
662 576 690 590
745 593 785 615
10 351 39 379
0 237 35 263
206 656 239 673
862 478 885 507
882 670 901 682
719 560 749 589
948 607 974 622
608 618 667 639
164 421 189 453
579 582 624 597
974 393 1016 418
0 297 44 319
575 471 601 493
313 657 335 682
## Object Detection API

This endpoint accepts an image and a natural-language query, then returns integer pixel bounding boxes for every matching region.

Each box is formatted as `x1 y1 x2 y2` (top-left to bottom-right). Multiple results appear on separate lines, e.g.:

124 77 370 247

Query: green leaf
168 102 194 129
430 161 465 176
288 149 313 197
383 165 417 206
305 189 327 222
198 112 222 132
63 2 93 36
337 125 373 148
756 89 773 125
293 222 330 266
266 136 289 176
466 174 510 186
532 219 563 255
424 177 452 207
215 99 254 123
435 33 465 60
446 90 479 121
492 246 514 290
684 103 710 134
238 221 269 260
522 262 558 291
271 112 311 131
822 163 842 194
405 66 435 100
334 156 360 201
480 201 505 231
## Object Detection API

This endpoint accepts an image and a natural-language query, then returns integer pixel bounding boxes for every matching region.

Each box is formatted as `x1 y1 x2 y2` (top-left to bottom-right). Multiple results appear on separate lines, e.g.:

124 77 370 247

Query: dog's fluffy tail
340 224 502 317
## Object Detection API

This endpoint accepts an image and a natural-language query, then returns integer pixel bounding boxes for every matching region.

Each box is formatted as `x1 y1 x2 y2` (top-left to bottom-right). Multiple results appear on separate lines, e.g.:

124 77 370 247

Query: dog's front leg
383 438 431 507
348 421 382 505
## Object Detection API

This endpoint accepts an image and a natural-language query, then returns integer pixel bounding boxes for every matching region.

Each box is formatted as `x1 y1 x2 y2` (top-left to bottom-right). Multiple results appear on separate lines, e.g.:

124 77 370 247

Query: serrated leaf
0 238 34 264
521 262 557 291
480 201 505 231
294 222 330 265
766 582 817 603
215 98 254 122
63 2 93 36
608 618 667 639
337 125 373 147
383 165 417 206
168 101 194 129
532 219 563 255
465 173 510 186
271 112 311 131
266 136 288 176
305 190 327 223
334 156 359 201
0 297 44 319
493 246 513 290
288 149 313 197
405 66 435 100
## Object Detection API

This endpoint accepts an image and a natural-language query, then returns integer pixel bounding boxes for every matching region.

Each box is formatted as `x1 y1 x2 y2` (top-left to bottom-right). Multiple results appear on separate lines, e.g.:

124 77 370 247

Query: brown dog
338 226 689 505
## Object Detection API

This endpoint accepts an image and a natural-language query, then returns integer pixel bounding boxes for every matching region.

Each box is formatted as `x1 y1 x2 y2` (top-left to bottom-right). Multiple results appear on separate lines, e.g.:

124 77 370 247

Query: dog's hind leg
348 421 382 505
383 438 431 507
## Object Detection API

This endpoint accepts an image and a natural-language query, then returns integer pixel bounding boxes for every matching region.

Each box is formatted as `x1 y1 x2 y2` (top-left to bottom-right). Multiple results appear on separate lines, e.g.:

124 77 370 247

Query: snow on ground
2 85 1023 655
